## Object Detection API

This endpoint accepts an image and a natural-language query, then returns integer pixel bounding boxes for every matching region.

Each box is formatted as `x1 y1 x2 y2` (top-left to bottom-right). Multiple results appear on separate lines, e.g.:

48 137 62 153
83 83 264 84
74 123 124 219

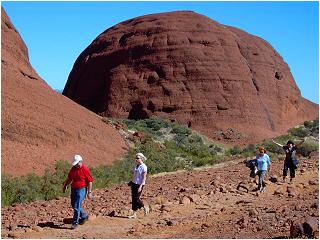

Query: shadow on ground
37 219 71 230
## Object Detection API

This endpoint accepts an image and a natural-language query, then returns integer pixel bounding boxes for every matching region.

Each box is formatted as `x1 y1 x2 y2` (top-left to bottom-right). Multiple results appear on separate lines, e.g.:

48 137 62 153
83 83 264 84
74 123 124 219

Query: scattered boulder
188 194 201 203
88 214 97 221
291 217 319 238
165 219 179 226
274 189 285 196
107 210 117 217
180 196 191 205
287 186 297 197
269 175 279 183
210 179 220 187
237 217 249 228
155 196 169 205
308 180 318 186
303 217 319 238
248 209 258 218
236 182 249 193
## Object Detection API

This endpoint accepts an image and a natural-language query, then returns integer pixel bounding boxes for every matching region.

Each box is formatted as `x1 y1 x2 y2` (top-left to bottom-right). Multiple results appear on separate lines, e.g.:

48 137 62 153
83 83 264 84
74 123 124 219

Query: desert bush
229 146 242 155
289 126 310 138
2 161 72 206
133 139 186 174
123 117 172 138
89 165 111 189
304 119 319 130
192 155 217 167
209 144 224 155
262 140 284 154
2 173 43 206
304 119 319 138
42 171 61 201
171 122 191 136
298 140 319 157
241 144 257 157
244 144 256 152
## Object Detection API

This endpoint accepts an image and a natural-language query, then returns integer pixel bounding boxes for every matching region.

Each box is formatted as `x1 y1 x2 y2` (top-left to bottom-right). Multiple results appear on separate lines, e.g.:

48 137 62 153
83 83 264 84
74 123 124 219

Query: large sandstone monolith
63 11 318 143
1 7 127 176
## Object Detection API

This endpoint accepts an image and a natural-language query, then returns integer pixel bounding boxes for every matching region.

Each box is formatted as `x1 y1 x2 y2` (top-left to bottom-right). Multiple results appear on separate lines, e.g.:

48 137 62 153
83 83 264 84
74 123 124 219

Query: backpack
246 159 258 178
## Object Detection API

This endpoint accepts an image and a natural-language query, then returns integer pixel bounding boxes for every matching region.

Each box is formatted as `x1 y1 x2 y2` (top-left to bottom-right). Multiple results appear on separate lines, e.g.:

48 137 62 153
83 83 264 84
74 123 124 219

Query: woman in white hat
128 152 149 218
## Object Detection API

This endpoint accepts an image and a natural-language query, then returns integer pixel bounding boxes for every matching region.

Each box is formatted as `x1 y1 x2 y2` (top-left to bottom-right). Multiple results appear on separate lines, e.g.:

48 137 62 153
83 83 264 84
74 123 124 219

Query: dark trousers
131 183 144 211
283 161 296 178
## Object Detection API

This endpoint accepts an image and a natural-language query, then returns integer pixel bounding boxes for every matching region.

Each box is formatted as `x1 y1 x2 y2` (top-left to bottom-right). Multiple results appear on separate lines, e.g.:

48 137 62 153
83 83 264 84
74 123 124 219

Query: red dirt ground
2 152 318 239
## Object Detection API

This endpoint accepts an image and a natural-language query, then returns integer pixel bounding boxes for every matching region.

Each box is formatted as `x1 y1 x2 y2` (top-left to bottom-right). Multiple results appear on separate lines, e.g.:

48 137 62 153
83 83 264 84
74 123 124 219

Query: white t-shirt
133 163 147 185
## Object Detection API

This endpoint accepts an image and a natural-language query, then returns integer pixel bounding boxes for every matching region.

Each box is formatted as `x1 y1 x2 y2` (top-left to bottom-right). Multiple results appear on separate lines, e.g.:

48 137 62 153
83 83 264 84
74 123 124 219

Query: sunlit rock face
63 11 318 143
1 7 127 175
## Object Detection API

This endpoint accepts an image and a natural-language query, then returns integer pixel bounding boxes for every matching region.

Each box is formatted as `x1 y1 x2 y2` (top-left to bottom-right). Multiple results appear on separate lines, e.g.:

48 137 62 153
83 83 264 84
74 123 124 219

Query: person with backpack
63 154 93 229
272 139 305 183
254 146 271 192
128 152 149 219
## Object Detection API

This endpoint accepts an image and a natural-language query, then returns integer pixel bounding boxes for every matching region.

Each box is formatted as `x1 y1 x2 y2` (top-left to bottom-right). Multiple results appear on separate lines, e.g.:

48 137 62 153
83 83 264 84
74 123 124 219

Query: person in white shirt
128 152 149 218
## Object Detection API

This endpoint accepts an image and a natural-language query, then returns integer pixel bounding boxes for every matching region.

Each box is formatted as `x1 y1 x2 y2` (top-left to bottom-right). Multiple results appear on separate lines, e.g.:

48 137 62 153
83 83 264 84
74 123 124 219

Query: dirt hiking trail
2 153 318 239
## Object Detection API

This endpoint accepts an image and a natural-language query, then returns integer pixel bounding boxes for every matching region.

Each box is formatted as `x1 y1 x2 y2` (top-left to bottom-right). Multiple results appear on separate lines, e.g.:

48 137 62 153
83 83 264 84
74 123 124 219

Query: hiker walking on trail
254 146 271 192
128 152 149 219
272 139 305 183
63 154 93 229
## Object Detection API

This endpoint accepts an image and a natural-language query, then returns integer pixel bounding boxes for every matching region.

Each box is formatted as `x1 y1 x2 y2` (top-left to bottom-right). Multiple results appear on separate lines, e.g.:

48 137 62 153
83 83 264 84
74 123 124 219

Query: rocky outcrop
1 7 127 176
63 11 318 143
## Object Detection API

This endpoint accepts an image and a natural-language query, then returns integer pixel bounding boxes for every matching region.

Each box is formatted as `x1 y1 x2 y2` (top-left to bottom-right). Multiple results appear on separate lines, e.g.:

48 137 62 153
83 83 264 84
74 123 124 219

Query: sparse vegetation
298 139 319 157
2 118 318 206
2 161 71 206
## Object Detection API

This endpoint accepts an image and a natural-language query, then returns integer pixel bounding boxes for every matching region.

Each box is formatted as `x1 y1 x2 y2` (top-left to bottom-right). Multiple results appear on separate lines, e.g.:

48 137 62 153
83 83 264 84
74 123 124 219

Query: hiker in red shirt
63 155 93 229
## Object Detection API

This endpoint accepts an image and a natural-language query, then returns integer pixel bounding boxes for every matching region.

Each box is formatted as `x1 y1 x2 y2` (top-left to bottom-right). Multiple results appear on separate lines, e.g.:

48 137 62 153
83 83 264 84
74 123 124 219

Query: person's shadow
37 218 73 230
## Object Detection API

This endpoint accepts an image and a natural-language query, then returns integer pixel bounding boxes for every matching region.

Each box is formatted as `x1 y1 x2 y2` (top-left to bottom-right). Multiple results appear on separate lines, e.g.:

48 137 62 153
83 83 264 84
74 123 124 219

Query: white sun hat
72 154 83 166
136 152 147 161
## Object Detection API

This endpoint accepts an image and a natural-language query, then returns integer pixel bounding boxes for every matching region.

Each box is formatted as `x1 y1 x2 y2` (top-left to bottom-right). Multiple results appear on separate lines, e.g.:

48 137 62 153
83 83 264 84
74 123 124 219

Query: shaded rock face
1 7 127 176
63 11 318 143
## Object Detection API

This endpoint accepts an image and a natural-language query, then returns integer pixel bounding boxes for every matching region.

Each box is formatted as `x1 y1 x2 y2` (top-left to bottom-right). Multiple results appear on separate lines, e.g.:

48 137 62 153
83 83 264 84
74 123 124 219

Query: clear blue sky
2 1 319 104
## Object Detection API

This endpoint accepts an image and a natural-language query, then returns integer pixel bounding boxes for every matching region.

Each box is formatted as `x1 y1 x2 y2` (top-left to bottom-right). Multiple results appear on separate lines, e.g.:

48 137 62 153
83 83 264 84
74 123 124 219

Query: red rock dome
1 7 127 176
63 11 318 143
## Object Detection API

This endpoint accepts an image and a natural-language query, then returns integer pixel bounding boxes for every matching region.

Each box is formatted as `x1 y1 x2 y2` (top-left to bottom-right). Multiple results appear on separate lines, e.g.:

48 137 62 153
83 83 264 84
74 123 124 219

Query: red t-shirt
68 163 94 189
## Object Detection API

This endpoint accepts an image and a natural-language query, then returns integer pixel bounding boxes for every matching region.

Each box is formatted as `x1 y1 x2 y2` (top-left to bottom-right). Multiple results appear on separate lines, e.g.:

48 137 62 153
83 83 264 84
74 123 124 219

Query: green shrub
304 119 319 130
262 140 284 154
123 117 173 138
209 145 224 155
289 126 310 138
241 144 257 157
42 170 61 201
89 165 111 189
171 123 191 136
230 146 242 155
298 140 319 157
2 173 43 206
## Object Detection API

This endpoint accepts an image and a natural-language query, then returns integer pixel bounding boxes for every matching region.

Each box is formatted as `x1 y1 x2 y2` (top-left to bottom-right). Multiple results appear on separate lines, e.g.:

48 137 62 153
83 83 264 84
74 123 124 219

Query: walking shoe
253 187 260 192
79 216 89 225
143 206 150 216
71 224 78 230
128 212 137 219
